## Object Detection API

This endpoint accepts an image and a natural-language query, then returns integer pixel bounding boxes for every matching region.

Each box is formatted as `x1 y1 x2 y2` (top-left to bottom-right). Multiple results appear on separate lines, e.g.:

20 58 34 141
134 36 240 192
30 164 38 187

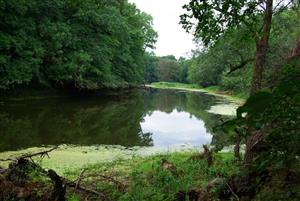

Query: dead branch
65 169 111 200
95 174 127 191
0 146 58 162
79 172 126 188
66 182 108 200
19 146 58 159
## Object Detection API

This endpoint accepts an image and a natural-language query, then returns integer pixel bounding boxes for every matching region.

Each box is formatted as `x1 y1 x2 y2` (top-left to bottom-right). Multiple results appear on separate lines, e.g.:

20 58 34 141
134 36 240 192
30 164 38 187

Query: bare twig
83 173 127 192
0 146 58 162
225 182 240 201
75 169 86 193
19 146 58 159
65 170 112 200
97 174 126 190
66 182 108 199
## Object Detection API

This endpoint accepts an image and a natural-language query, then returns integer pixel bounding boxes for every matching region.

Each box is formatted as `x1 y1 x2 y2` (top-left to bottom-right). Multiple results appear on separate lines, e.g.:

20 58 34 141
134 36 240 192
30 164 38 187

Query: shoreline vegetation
0 146 240 201
0 145 239 173
147 82 245 104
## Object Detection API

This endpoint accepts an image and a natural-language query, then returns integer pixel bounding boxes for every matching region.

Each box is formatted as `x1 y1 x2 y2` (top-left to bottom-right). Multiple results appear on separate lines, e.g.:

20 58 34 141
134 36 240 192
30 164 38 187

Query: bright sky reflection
141 110 212 147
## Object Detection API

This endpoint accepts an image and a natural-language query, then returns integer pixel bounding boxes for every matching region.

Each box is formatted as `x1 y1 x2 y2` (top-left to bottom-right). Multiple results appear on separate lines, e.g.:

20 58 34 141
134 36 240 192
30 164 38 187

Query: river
0 88 238 171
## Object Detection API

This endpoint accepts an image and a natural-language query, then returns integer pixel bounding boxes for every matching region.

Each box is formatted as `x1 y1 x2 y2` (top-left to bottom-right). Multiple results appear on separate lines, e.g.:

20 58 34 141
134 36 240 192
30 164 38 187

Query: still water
0 89 237 152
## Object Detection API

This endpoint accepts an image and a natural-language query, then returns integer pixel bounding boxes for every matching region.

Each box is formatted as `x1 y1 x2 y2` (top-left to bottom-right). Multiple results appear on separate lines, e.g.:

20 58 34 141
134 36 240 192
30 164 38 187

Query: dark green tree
0 0 157 90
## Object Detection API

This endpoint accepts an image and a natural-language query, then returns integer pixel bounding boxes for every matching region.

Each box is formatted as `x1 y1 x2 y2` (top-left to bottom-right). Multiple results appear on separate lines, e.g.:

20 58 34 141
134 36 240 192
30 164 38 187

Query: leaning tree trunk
250 0 273 95
245 0 273 166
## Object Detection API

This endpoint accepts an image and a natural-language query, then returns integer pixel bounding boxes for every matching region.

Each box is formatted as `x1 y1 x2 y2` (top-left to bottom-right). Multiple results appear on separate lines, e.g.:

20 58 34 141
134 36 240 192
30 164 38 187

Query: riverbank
2 145 298 201
0 84 143 102
63 151 239 201
148 82 245 104
0 148 240 201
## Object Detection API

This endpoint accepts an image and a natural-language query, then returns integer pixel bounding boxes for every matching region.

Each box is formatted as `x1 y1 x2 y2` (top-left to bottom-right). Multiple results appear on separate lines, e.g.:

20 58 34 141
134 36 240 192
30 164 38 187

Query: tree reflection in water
0 89 232 152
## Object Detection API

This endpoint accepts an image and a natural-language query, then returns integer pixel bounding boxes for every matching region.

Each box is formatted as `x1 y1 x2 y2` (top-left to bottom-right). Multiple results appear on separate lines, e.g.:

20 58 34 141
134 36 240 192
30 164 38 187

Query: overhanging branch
227 58 254 75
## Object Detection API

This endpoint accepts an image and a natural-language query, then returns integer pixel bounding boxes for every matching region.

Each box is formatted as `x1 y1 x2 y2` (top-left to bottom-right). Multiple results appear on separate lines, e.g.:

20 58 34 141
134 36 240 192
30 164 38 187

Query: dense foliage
0 0 157 90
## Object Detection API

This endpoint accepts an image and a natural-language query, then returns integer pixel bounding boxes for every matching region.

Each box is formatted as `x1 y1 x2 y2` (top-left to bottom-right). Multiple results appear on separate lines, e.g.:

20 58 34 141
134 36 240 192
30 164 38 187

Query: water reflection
141 110 212 146
0 89 233 152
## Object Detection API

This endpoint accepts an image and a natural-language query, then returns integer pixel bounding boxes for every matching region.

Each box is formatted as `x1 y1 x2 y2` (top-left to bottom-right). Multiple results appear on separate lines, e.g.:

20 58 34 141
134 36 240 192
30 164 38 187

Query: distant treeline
0 0 157 90
144 54 189 84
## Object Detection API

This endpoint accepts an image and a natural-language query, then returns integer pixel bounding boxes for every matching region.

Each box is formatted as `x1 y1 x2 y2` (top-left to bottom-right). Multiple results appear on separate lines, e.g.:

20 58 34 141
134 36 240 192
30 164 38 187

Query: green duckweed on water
0 145 210 174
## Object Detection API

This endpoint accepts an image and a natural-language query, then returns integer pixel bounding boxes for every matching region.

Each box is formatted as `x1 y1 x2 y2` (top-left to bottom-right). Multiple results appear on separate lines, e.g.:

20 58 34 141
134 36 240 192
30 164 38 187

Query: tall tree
180 0 296 94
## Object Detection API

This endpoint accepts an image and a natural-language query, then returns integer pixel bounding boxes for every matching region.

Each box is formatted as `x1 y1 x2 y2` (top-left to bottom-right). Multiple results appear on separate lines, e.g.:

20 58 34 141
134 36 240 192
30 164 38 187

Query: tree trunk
245 0 273 166
250 0 273 95
234 132 241 161
244 130 264 165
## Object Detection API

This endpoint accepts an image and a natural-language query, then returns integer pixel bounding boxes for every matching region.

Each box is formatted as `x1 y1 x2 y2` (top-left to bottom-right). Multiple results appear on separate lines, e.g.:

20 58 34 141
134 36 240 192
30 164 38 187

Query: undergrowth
64 152 240 201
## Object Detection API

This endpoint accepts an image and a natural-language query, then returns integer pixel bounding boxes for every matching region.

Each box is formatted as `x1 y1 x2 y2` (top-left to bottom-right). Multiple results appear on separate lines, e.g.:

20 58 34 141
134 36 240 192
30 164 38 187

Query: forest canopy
0 0 157 90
